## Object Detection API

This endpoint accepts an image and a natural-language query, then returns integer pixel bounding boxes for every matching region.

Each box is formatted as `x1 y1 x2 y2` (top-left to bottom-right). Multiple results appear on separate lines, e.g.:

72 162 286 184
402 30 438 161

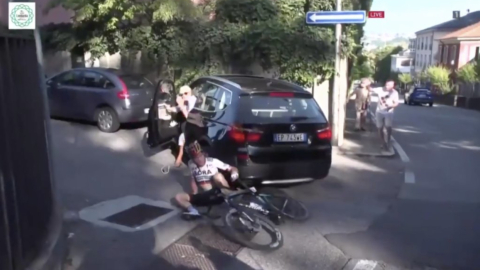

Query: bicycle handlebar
234 178 250 190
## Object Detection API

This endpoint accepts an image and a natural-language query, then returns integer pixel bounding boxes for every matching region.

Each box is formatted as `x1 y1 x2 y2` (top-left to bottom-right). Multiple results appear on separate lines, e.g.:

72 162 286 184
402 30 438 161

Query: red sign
368 11 385 18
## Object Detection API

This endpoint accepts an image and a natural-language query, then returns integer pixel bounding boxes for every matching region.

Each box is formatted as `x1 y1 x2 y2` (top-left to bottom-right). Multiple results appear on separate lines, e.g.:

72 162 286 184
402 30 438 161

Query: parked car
46 68 155 132
147 75 332 185
404 87 434 106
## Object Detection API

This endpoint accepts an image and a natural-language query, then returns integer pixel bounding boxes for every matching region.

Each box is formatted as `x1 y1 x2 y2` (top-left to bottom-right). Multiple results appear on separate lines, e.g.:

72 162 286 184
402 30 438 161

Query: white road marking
353 260 378 270
368 109 414 184
404 169 415 184
391 139 410 163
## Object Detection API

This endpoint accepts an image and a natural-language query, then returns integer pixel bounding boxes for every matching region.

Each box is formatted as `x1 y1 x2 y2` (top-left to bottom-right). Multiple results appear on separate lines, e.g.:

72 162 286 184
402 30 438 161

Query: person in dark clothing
167 85 206 145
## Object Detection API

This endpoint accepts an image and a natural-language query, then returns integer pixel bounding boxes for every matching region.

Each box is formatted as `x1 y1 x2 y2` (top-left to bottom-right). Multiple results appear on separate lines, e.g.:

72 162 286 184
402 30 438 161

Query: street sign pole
332 0 342 147
305 8 366 147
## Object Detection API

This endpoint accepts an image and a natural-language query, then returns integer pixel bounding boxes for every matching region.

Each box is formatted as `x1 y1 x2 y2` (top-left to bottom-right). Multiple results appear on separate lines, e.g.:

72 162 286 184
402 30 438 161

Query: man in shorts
349 78 371 131
367 79 399 150
174 141 239 216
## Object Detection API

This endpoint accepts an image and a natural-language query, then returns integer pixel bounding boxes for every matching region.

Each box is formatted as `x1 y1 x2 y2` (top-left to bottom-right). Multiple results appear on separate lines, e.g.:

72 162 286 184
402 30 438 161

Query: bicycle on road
229 178 310 224
182 176 309 250
183 186 284 251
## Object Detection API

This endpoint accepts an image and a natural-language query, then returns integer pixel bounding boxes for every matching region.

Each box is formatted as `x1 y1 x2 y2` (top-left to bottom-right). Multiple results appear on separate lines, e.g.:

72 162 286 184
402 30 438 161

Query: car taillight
117 80 129 99
317 127 332 140
269 92 294 97
237 154 249 160
246 132 261 142
228 126 262 143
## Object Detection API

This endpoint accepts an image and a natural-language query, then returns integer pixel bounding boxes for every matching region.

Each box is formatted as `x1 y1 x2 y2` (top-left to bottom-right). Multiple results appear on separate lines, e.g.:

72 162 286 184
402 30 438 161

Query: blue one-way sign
306 11 366 24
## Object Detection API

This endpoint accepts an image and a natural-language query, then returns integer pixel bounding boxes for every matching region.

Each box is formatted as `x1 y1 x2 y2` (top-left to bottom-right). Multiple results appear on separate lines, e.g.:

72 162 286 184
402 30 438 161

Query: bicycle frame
225 188 284 224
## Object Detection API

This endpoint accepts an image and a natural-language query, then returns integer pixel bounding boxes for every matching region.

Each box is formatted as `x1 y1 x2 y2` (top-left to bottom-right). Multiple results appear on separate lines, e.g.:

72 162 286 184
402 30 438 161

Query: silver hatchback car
46 68 155 132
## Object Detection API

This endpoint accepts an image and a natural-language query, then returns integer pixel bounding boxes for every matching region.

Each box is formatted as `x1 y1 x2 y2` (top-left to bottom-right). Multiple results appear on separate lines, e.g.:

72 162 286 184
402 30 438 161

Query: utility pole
331 0 342 146
305 3 365 148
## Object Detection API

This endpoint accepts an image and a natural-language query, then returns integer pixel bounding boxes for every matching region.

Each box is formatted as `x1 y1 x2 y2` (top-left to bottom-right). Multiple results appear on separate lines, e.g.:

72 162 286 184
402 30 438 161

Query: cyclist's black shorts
189 188 223 207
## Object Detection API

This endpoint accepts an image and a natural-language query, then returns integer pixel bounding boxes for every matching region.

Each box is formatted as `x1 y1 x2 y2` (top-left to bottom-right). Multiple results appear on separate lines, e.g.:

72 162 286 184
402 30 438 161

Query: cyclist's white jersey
188 157 231 184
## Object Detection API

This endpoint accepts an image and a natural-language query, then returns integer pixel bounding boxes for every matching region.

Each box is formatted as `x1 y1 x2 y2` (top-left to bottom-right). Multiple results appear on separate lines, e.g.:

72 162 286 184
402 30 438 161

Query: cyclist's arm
190 177 198 194
175 134 185 166
175 146 184 166
188 160 198 194
211 158 238 173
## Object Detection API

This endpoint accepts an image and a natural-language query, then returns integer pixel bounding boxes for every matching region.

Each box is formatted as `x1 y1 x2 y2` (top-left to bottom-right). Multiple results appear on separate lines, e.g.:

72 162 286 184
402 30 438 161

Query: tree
418 69 428 84
474 58 480 78
351 61 373 80
44 0 200 69
457 61 480 98
43 0 370 88
372 45 403 84
351 53 374 80
398 73 412 90
426 66 452 94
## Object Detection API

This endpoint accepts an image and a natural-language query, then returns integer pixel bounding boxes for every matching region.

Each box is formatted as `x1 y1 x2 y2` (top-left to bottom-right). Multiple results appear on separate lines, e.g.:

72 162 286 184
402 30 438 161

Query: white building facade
390 50 414 73
408 38 416 50
413 30 450 74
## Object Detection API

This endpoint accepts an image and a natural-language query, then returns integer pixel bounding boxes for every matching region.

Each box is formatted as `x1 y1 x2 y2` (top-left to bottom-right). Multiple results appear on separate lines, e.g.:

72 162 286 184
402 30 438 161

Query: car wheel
95 107 120 133
429 102 433 107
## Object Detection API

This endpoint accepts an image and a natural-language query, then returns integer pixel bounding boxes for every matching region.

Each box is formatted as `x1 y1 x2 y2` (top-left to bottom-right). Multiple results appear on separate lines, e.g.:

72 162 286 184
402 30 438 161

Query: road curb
342 259 379 270
343 259 440 270
336 147 396 157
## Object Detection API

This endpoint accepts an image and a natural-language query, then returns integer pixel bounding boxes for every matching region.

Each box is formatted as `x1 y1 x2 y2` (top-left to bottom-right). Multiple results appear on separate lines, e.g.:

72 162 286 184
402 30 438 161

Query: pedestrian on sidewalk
367 79 399 150
348 77 371 131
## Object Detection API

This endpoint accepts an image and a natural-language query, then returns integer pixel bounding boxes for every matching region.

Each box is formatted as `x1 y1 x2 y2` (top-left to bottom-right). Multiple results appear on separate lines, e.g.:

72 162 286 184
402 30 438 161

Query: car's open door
146 79 176 147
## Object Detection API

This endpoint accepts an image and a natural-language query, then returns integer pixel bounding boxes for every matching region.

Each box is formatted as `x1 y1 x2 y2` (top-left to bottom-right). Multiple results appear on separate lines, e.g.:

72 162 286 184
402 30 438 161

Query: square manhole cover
79 195 178 232
103 203 173 228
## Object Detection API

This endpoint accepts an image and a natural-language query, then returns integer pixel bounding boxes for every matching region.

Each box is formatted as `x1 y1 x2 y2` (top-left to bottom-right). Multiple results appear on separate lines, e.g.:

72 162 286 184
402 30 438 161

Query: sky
364 0 480 35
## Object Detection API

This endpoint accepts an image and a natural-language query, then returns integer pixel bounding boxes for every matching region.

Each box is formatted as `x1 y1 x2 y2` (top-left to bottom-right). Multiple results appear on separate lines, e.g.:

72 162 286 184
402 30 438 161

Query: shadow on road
51 116 148 130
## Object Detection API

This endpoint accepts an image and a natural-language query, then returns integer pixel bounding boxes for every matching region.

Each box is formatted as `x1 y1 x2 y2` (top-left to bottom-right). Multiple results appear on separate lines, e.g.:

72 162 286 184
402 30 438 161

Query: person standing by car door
168 85 205 145
348 78 371 131
367 79 399 150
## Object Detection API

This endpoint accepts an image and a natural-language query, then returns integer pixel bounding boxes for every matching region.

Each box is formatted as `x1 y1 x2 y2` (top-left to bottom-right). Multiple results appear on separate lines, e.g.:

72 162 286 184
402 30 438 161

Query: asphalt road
50 100 480 270
326 100 480 270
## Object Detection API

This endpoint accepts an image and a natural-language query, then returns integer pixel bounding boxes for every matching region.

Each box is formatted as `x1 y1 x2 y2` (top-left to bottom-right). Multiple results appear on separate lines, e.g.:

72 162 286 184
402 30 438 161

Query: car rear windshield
119 75 153 89
238 95 327 124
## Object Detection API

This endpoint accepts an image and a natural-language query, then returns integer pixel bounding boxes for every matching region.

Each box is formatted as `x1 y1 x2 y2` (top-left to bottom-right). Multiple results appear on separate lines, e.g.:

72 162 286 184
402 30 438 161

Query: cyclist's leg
176 189 221 216
175 192 199 215
212 172 230 189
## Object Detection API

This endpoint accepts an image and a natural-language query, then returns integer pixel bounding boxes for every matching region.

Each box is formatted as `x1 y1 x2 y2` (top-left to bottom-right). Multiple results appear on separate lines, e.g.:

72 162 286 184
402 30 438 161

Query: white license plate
274 133 306 142
418 94 425 98
144 108 149 114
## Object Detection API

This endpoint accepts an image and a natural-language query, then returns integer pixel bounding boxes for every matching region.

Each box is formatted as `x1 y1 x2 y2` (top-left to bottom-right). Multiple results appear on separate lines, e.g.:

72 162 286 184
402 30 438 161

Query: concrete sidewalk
338 100 395 157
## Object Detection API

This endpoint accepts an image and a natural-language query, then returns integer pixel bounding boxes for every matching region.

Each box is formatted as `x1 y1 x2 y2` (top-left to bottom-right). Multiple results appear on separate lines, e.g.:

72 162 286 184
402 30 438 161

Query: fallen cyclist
174 141 239 216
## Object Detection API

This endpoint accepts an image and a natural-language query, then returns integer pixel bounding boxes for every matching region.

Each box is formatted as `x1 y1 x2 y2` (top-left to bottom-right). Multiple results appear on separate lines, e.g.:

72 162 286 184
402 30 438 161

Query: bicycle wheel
223 208 283 251
258 187 310 221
